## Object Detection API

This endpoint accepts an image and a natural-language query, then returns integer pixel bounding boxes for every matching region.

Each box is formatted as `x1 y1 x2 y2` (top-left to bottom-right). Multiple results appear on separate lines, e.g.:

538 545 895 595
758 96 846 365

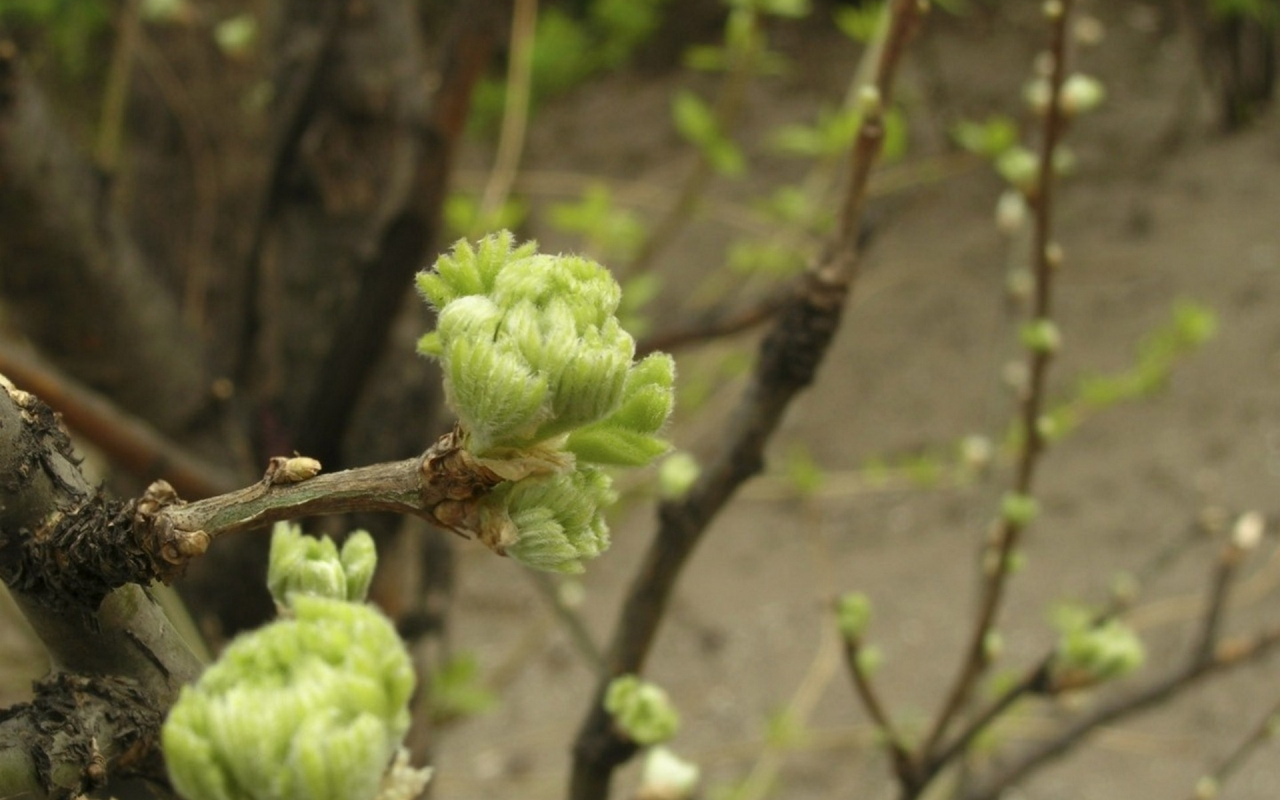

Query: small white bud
638 747 700 800
1060 74 1106 116
1232 511 1265 551
995 190 1028 234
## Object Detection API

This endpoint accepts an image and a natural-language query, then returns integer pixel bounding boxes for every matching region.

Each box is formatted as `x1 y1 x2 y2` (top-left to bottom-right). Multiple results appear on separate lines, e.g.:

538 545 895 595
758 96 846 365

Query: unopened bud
1232 511 1265 551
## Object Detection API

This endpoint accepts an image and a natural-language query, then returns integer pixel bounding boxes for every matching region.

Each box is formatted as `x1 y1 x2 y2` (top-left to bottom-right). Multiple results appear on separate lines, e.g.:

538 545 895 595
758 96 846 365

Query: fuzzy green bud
162 592 415 800
1020 319 1061 354
1052 619 1145 689
267 523 378 606
658 452 701 500
482 465 618 574
1000 492 1040 527
837 592 872 641
996 147 1039 194
855 645 883 676
417 234 672 459
604 675 681 746
1059 73 1106 116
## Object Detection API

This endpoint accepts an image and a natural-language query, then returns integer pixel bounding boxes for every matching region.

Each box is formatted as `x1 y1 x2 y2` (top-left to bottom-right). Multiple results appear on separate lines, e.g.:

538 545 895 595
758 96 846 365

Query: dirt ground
431 4 1280 800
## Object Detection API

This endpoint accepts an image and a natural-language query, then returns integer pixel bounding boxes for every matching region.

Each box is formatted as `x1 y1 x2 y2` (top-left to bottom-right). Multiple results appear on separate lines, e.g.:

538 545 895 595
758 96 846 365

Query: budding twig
920 0 1076 766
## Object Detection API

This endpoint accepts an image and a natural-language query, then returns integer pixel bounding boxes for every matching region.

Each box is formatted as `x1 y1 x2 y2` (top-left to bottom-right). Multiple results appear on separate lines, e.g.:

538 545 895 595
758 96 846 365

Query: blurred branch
568 4 923 798
920 0 1076 761
478 0 537 222
0 40 215 437
95 0 141 173
0 341 242 498
1185 694 1280 800
635 292 788 356
960 622 1280 800
293 0 509 468
0 385 204 798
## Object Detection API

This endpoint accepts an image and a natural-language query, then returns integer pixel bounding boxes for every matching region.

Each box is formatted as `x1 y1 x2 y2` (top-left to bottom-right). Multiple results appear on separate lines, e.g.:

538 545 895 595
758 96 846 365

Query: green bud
855 645 883 676
604 675 680 746
163 588 415 800
267 523 378 607
996 147 1039 194
1059 73 1106 116
836 592 872 641
1194 776 1219 800
340 531 377 603
658 452 701 500
1020 319 1061 354
417 234 670 458
1000 492 1040 527
496 466 618 574
1052 619 1145 689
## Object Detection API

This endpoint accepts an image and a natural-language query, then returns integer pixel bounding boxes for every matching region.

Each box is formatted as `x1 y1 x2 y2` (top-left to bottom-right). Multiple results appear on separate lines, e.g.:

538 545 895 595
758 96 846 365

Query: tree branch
568 4 923 798
0 340 242 498
960 624 1280 800
0 381 204 799
920 0 1076 760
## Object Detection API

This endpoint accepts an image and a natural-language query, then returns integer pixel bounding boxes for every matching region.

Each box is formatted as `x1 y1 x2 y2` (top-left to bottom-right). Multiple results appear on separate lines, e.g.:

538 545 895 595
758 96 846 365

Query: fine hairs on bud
164 530 417 800
415 233 676 573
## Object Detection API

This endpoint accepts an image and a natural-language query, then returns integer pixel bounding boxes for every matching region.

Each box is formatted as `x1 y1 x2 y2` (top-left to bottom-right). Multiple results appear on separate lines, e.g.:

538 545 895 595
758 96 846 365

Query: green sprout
162 526 423 800
604 674 681 746
416 232 676 573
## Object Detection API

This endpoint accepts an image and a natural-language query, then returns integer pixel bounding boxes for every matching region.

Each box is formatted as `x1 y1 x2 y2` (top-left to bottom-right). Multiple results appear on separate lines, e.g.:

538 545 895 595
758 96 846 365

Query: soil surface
433 4 1280 800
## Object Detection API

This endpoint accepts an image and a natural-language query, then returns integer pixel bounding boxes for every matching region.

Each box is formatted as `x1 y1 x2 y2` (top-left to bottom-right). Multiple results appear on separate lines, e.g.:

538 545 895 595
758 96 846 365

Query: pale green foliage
604 674 681 746
659 452 701 500
1051 615 1145 688
837 592 872 641
490 466 618 574
163 531 415 800
267 523 376 606
999 492 1040 527
416 232 676 572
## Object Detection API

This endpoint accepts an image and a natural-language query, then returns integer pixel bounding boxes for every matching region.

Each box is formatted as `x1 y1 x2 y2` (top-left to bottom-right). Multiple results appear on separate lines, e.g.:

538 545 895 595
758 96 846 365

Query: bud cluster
163 527 419 800
417 233 676 573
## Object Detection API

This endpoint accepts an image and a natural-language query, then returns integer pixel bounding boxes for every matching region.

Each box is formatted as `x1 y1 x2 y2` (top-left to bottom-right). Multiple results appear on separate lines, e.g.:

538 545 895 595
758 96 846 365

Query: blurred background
1 1 1279 798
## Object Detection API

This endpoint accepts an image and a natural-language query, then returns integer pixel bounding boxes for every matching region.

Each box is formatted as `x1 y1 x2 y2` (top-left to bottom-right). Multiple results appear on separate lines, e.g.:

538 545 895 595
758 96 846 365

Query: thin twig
0 342 243 498
567 4 923 799
842 634 918 785
1185 694 1280 800
478 0 538 223
96 0 141 173
1193 539 1248 664
138 429 504 579
920 0 1076 763
527 570 605 675
623 8 759 278
635 291 789 356
960 623 1280 800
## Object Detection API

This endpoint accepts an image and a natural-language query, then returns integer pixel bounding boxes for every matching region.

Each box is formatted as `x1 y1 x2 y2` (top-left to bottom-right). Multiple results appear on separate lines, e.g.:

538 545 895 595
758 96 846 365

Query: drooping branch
568 4 924 798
